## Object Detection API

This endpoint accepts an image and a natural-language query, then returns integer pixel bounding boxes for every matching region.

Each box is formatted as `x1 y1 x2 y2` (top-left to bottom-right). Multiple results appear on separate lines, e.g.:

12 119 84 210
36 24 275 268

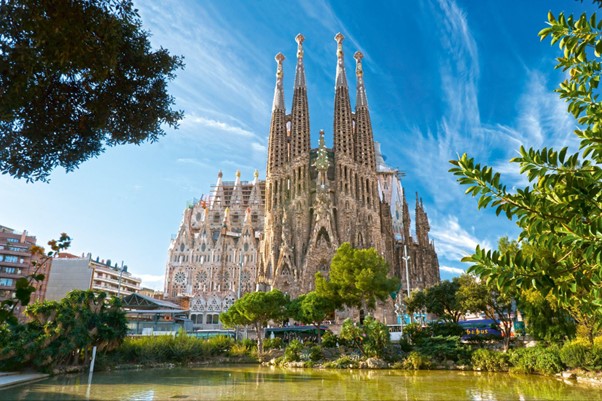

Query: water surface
2 366 600 400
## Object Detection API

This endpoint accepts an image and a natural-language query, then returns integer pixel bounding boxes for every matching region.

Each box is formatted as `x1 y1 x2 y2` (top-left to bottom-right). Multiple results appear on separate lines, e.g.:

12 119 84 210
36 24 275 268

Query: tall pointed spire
290 33 311 201
272 53 285 111
334 32 348 88
294 34 306 89
266 52 289 208
291 34 310 160
353 50 375 170
333 33 354 162
354 51 368 108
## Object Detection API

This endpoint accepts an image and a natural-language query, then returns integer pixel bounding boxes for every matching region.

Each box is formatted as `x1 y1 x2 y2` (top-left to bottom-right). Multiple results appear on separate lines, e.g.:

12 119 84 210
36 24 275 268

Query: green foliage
339 317 391 358
220 289 289 354
321 331 340 348
450 5 602 343
416 336 472 365
288 291 335 342
509 346 564 375
315 243 399 311
0 233 70 325
409 279 466 323
403 323 432 345
0 289 127 371
263 337 283 350
456 273 515 350
308 345 323 362
401 351 432 370
429 321 465 337
518 287 577 342
560 338 602 370
0 0 183 182
283 339 303 362
323 355 360 369
471 348 510 372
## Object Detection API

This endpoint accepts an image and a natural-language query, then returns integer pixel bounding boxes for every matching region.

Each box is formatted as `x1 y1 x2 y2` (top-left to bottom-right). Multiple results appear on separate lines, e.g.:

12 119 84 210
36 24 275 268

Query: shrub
323 355 360 369
309 345 323 362
401 351 431 370
510 346 564 375
429 321 464 337
229 342 255 358
205 335 235 356
404 323 432 345
284 339 303 362
471 348 509 372
263 337 283 350
560 339 590 369
561 338 602 371
321 331 339 348
416 336 472 364
339 317 391 358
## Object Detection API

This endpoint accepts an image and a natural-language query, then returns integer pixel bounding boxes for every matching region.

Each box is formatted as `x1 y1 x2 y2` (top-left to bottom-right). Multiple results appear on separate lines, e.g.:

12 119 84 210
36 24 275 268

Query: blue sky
0 0 593 290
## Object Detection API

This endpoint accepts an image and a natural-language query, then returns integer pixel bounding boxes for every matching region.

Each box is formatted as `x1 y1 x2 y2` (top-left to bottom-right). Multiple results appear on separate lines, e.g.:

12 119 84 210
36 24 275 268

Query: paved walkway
0 371 49 389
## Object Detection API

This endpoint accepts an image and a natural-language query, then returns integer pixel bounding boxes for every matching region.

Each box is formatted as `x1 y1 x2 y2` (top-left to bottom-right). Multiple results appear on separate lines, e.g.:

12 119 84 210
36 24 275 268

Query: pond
2 366 601 401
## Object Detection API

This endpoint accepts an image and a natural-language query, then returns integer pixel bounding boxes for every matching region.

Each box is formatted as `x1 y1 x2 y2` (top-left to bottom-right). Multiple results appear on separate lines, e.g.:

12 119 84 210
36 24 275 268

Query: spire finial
334 33 348 88
354 51 363 77
296 34 304 59
272 53 286 111
254 169 259 179
275 53 285 78
218 169 223 179
235 169 241 178
335 33 344 59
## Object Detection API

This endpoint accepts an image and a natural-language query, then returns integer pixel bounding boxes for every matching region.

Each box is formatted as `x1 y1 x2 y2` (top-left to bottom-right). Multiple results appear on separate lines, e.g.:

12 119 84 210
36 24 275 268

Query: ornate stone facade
164 34 440 327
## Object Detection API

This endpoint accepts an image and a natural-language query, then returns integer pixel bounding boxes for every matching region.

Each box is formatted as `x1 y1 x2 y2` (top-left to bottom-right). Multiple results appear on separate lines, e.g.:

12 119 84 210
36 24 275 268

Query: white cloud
182 115 256 138
430 215 491 262
440 265 466 275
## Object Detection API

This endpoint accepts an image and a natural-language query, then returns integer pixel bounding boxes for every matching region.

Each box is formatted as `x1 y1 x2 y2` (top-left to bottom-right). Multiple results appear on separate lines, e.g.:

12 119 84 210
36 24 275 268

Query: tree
289 291 336 343
456 274 514 351
220 290 289 354
0 0 183 182
423 279 466 323
449 7 602 341
0 290 127 370
339 317 391 358
315 243 400 313
405 289 427 316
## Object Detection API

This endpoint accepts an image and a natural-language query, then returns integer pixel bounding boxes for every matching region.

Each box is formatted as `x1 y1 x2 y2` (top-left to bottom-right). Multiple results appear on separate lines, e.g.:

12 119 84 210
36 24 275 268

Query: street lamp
401 245 411 323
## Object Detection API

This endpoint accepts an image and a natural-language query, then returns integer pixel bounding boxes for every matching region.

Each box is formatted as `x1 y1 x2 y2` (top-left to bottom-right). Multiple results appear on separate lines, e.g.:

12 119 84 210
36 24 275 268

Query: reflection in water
0 366 601 401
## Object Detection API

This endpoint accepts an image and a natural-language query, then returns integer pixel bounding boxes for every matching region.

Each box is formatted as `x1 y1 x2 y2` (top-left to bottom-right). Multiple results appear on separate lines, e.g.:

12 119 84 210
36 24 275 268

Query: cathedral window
213 213 220 223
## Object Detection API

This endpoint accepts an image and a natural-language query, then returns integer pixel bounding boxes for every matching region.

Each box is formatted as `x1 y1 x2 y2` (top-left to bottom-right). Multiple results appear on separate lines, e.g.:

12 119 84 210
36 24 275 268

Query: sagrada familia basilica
164 34 440 326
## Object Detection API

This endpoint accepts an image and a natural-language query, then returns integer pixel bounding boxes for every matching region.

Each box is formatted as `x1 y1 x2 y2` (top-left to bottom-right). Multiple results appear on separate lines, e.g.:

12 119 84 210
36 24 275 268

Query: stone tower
259 34 391 297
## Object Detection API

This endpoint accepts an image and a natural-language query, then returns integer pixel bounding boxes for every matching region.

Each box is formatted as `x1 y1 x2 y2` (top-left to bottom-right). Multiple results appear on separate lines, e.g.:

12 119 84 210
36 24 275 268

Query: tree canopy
449 9 602 323
315 243 399 312
288 291 336 343
220 289 289 354
407 278 466 323
0 290 127 370
0 0 183 181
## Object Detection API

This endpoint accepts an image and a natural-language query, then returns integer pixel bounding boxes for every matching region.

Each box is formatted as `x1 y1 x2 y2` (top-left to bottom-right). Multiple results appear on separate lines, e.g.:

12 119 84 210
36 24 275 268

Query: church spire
291 34 310 161
266 52 288 200
354 51 368 108
334 32 348 88
333 33 354 161
272 53 285 111
294 34 306 89
354 51 375 169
